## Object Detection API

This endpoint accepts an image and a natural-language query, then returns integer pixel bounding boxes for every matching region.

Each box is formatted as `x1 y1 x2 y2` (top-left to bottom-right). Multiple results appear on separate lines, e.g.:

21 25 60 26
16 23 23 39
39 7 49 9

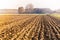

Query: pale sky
0 0 60 10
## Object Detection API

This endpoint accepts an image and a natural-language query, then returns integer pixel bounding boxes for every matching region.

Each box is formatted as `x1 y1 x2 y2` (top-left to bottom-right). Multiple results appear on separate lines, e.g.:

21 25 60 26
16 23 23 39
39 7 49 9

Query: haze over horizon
0 0 60 10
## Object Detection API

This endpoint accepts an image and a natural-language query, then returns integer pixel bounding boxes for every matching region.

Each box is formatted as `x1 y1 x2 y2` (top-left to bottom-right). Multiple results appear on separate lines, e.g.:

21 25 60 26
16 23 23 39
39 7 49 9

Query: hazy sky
0 0 60 10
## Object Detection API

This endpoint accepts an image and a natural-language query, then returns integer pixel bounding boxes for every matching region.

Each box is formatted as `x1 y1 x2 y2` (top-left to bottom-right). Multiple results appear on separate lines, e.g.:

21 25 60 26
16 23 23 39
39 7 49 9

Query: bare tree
25 4 34 13
26 4 34 9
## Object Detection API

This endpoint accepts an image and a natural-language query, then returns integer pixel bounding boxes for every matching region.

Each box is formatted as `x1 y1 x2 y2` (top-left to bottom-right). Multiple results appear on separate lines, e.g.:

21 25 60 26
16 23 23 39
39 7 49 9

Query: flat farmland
0 14 60 40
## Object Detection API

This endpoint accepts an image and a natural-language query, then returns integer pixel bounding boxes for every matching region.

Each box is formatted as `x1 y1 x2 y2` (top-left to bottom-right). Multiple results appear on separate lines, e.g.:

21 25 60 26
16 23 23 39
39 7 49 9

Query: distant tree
18 7 25 13
32 8 44 14
26 4 34 10
25 4 34 13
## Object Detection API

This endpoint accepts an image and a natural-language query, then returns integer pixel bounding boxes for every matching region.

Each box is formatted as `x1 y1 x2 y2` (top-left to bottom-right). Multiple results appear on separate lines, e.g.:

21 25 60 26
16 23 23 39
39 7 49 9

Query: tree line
18 4 53 14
